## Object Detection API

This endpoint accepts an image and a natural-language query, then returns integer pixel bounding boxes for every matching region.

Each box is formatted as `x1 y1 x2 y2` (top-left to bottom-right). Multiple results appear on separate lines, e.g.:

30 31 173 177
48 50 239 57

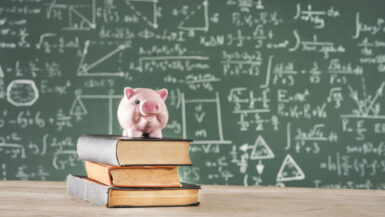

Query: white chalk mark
139 56 209 72
340 114 385 120
7 80 39 107
69 97 88 119
221 60 262 65
46 0 58 19
77 40 90 75
367 82 385 114
276 154 305 182
261 55 273 88
345 82 385 117
285 123 291 150
185 77 221 84
36 33 56 50
0 143 24 149
69 2 96 29
194 112 206 123
185 98 216 103
126 0 159 29
182 92 231 145
69 91 122 130
77 41 126 77
243 174 249 186
289 30 300 52
181 93 187 139
52 150 78 170
178 0 209 32
77 95 122 99
0 143 26 159
216 92 224 141
233 109 270 114
336 152 341 176
352 12 360 39
0 64 4 78
250 135 275 160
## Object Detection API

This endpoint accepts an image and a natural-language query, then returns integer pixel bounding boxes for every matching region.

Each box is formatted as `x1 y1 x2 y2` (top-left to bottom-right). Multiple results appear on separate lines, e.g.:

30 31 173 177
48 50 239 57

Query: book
77 134 193 166
85 161 181 187
67 175 200 208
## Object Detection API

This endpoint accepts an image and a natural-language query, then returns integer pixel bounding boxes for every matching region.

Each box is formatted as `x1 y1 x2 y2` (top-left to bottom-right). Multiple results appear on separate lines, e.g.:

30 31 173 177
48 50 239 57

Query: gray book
77 134 193 166
67 175 201 208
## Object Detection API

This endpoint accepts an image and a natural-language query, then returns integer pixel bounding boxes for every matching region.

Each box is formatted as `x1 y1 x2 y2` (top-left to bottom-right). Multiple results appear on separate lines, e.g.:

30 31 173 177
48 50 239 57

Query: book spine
77 135 120 165
67 175 110 207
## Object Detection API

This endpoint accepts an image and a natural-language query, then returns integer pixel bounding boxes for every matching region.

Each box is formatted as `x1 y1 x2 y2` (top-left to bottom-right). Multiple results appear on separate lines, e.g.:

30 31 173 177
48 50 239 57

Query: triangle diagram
77 41 126 76
178 0 209 31
276 154 305 182
250 135 275 160
125 0 158 29
69 97 87 117
68 0 96 29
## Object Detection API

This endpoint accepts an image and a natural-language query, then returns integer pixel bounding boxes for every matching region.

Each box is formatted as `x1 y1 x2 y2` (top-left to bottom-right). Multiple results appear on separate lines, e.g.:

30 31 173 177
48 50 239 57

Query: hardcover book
85 161 181 187
77 134 193 166
67 175 200 208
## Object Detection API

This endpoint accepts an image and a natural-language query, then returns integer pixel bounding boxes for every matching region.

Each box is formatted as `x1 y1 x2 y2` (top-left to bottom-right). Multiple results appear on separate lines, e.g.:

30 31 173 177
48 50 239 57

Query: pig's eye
135 99 140 104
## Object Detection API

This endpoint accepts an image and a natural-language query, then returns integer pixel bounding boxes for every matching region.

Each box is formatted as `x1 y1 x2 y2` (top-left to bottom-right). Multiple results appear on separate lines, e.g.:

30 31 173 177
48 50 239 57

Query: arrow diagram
256 160 264 175
239 143 249 152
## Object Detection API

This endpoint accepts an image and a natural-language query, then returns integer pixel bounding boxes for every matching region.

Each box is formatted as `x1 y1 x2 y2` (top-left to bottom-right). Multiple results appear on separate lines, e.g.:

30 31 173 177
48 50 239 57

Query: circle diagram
7 79 39 106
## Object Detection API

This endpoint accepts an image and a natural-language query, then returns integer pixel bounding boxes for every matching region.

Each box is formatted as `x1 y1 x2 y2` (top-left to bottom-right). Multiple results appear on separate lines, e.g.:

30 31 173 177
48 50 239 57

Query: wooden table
0 181 384 216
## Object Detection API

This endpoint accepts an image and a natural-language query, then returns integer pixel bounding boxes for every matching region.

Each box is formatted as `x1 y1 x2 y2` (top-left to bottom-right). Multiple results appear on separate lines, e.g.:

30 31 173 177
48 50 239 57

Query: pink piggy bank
117 87 169 138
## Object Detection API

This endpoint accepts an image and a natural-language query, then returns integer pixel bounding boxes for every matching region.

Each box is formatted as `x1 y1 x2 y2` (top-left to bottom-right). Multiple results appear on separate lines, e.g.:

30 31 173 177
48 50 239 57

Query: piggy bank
117 87 169 138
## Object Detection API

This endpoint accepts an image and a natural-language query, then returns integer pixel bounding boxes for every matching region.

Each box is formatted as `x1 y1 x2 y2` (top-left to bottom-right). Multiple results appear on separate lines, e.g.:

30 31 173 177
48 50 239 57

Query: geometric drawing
238 135 274 174
69 97 87 121
47 0 96 31
250 135 275 160
6 80 39 106
178 0 209 32
125 0 159 29
341 82 385 119
276 154 305 182
77 40 127 77
260 55 273 88
181 92 231 145
69 90 122 134
67 1 96 30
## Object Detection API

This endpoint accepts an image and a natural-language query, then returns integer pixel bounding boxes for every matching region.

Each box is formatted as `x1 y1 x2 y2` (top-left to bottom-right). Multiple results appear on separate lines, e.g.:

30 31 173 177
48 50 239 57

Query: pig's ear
157 88 168 100
124 87 136 100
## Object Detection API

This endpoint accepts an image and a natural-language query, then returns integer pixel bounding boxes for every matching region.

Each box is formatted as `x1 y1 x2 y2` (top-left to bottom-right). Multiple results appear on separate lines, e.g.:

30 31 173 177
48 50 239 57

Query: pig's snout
140 101 160 114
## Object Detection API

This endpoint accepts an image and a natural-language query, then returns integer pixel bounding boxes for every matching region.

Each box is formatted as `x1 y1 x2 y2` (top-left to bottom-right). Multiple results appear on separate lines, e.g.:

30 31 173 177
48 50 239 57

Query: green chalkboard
1 0 385 189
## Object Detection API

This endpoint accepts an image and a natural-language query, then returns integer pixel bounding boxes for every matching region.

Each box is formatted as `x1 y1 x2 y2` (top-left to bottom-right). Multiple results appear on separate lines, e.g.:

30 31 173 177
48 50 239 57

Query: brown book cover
67 175 200 208
77 134 193 166
85 161 181 187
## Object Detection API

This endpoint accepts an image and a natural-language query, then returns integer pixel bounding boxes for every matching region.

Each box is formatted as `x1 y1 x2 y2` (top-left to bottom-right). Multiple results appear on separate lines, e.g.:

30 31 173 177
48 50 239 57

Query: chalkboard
1 0 385 189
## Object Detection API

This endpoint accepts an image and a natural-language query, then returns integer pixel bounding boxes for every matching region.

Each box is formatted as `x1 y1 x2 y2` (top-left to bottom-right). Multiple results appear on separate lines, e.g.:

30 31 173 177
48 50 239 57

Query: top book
77 134 193 166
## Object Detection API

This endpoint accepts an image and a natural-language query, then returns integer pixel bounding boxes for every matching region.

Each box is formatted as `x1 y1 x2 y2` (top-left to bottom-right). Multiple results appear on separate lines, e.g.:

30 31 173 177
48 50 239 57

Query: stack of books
67 134 200 208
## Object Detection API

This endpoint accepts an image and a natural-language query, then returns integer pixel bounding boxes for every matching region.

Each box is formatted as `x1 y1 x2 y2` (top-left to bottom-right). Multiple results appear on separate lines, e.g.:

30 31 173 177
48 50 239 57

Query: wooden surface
0 181 384 217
